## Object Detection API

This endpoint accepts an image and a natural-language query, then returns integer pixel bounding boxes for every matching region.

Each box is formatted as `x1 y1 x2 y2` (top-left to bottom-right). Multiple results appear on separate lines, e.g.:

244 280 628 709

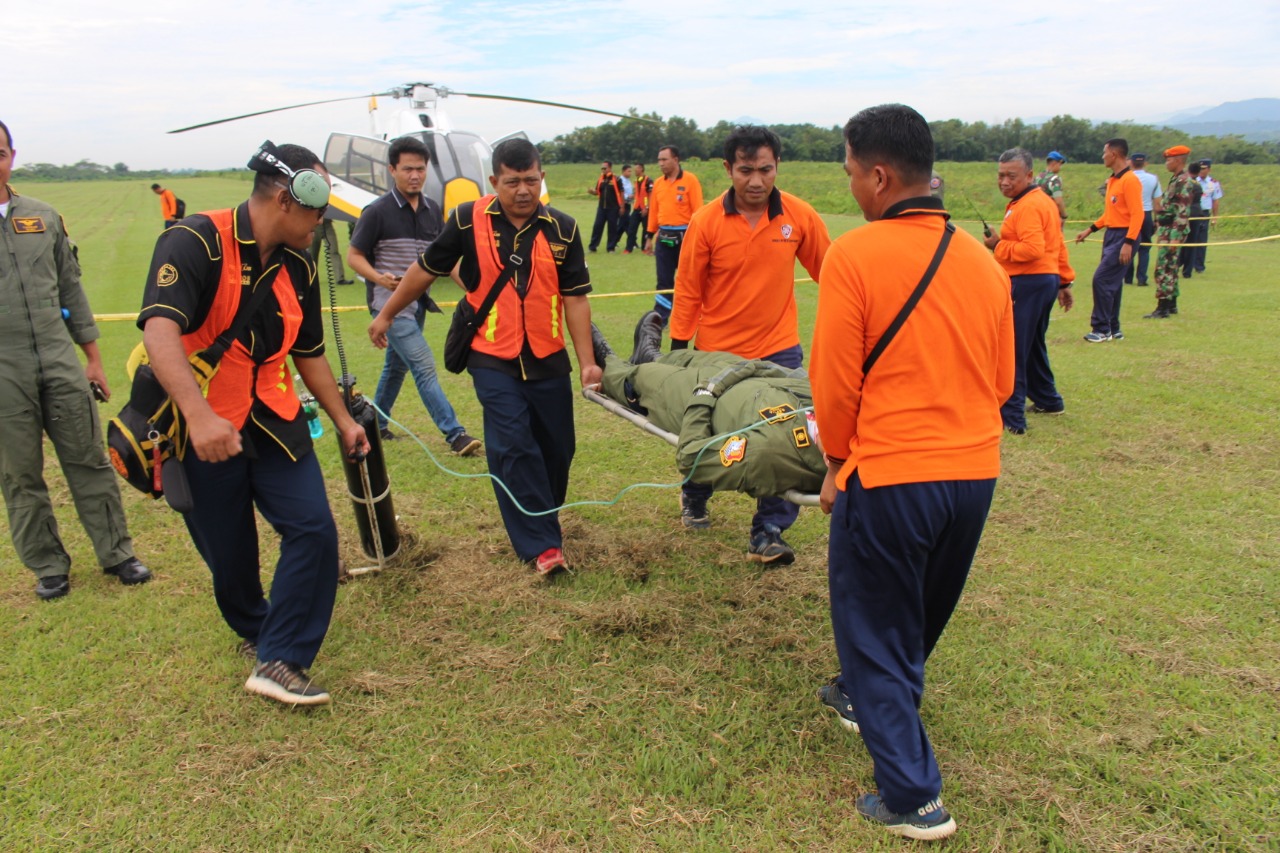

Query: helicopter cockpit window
325 134 390 196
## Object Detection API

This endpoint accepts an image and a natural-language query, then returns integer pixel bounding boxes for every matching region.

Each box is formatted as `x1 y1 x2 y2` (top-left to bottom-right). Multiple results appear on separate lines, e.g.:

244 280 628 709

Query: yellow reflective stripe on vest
485 303 498 343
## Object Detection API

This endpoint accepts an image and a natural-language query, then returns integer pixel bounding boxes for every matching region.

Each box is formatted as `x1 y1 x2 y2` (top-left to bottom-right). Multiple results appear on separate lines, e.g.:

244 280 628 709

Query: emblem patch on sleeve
157 264 179 286
792 426 810 448
720 434 747 467
758 403 796 423
12 216 46 233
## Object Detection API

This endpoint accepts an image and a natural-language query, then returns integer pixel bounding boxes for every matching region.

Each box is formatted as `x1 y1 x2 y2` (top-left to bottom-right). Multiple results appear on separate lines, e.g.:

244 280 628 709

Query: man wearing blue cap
1034 152 1067 225
1190 159 1223 274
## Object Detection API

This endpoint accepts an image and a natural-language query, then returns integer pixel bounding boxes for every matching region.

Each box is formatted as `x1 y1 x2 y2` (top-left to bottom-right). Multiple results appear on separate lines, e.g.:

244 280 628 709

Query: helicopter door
323 133 391 222
324 133 391 195
489 131 550 204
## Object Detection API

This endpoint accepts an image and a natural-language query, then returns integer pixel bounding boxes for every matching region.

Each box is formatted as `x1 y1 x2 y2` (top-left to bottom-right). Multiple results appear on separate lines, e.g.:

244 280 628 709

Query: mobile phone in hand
90 381 107 402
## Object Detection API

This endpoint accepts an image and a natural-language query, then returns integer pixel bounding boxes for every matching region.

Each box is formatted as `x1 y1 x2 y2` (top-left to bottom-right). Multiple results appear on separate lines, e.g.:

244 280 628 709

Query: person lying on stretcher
591 313 826 498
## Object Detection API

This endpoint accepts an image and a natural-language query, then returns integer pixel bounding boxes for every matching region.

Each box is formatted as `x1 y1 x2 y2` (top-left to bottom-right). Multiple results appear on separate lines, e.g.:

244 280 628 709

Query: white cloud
6 0 1277 170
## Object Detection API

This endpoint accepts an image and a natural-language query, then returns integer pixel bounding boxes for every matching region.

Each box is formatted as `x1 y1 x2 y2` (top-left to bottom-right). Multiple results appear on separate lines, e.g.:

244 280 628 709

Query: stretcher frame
582 388 820 507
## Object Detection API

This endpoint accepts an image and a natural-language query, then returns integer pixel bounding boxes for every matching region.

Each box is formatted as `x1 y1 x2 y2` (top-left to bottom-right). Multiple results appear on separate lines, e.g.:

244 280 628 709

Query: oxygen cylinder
340 394 400 560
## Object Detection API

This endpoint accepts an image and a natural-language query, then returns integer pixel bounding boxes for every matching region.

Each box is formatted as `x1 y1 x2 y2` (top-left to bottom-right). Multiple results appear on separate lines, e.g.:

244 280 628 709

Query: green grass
1 173 1278 851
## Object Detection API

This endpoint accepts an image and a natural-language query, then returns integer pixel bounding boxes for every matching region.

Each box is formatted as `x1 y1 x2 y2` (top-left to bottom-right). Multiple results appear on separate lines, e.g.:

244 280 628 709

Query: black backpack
174 197 187 219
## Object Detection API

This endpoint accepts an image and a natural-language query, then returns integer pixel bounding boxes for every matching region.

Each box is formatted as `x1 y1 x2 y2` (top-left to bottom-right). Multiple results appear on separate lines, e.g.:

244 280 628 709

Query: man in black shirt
587 160 625 253
347 137 478 455
141 142 368 706
369 139 600 577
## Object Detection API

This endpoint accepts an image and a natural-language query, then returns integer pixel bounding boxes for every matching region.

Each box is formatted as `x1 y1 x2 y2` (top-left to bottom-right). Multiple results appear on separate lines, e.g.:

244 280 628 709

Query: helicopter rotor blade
168 93 396 134
451 92 659 124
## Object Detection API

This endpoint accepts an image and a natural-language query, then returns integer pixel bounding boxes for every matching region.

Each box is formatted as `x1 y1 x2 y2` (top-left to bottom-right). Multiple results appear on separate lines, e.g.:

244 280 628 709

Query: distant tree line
537 111 1280 165
14 160 196 181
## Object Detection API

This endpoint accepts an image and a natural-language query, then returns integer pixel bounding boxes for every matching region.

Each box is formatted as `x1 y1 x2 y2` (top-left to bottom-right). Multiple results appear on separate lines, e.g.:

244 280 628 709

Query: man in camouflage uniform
1145 145 1195 320
1034 151 1067 224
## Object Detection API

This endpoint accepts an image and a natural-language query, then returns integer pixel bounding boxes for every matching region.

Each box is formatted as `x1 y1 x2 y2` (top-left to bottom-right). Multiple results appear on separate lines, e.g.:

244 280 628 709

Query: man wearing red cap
1145 146 1195 319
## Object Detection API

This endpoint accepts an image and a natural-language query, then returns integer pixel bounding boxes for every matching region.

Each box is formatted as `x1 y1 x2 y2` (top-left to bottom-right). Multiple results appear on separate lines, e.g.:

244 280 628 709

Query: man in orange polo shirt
1075 137 1143 342
811 104 1013 841
151 183 178 229
646 145 703 321
982 147 1075 434
667 125 830 563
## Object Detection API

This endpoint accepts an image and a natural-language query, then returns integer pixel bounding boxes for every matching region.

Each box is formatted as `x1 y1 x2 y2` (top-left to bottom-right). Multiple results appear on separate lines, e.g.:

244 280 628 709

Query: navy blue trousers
1126 211 1155 284
181 441 339 668
1090 228 1127 336
828 472 996 813
589 205 621 252
1002 274 1063 431
684 344 803 535
653 228 685 320
470 368 574 562
1181 213 1209 274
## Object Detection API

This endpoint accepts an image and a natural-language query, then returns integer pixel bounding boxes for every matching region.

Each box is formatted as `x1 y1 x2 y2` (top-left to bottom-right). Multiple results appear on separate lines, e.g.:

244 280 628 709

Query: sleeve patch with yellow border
157 264 179 286
758 403 796 423
720 434 747 466
12 216 46 233
792 426 810 448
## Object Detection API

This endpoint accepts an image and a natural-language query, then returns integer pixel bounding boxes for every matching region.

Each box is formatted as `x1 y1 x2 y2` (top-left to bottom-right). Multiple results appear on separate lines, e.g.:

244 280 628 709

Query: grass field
2 167 1278 851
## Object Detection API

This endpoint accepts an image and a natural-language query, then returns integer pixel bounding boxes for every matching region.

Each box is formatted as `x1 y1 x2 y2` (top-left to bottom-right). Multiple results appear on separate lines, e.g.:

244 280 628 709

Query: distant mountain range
1160 98 1280 142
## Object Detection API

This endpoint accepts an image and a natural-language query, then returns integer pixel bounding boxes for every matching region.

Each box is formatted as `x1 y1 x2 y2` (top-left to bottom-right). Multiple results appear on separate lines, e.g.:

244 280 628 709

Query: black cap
1131 153 1147 163
1199 158 1213 166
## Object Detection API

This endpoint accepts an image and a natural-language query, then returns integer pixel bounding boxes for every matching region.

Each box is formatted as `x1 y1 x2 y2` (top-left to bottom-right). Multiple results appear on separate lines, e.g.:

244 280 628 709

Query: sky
6 0 1279 171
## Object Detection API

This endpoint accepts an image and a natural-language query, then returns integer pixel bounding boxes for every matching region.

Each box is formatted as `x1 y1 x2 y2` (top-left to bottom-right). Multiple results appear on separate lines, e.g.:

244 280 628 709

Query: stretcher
582 387 820 507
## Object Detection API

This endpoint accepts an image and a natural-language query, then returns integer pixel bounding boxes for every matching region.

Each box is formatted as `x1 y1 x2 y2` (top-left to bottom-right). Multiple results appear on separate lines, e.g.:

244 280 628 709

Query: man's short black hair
1104 137 1129 158
843 104 933 187
389 136 429 168
1189 162 1202 176
723 125 782 163
151 183 162 190
252 143 323 196
492 138 541 174
659 144 680 160
0 119 11 150
602 160 612 168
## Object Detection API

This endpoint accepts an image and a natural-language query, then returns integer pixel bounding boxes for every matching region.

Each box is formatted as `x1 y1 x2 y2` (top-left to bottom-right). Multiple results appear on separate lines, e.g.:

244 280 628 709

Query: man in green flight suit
594 320 824 510
0 120 152 599
1145 145 1196 320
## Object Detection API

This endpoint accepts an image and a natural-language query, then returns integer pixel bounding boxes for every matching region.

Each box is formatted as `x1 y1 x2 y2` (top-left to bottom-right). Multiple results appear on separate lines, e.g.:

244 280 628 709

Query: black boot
629 310 665 365
590 323 616 368
1169 295 1178 315
1143 299 1170 319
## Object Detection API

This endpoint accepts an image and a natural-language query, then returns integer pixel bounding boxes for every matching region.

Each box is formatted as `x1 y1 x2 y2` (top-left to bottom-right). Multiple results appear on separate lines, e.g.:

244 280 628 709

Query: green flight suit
602 350 825 498
0 189 133 578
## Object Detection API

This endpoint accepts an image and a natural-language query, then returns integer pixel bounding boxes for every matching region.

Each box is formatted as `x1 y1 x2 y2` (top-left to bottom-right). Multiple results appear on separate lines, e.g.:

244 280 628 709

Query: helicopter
169 82 655 223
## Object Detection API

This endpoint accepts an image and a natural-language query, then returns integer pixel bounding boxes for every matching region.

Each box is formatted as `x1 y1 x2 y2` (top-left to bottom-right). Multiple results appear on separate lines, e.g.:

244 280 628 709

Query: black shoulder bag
861 221 955 377
107 270 281 511
442 220 548 374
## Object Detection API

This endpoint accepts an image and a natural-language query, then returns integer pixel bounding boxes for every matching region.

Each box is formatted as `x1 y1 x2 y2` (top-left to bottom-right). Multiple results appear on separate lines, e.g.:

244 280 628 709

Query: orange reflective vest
634 175 650 211
467 196 566 360
595 173 624 208
181 208 303 428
